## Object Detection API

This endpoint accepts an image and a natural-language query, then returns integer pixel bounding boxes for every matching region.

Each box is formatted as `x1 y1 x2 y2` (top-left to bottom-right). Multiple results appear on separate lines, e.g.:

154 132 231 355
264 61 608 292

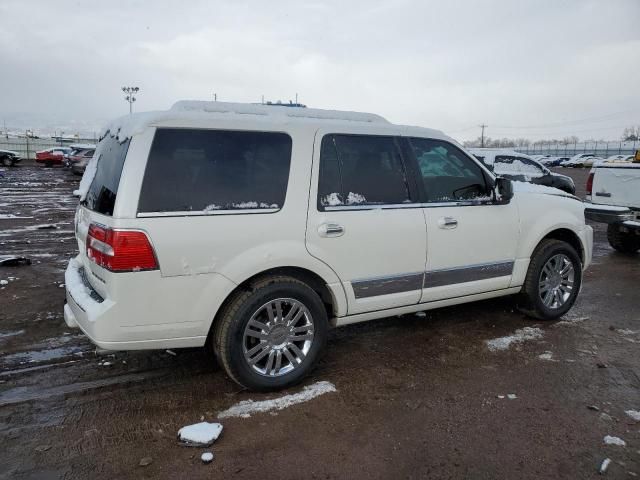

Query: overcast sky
1 0 639 141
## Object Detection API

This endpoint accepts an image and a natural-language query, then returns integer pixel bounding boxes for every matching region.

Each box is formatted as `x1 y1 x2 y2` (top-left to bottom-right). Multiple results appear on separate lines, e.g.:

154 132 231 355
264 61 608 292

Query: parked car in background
64 101 592 391
561 153 599 168
0 149 22 167
469 148 575 194
35 147 72 166
585 153 640 253
598 154 634 165
63 144 96 168
71 156 91 176
540 156 569 167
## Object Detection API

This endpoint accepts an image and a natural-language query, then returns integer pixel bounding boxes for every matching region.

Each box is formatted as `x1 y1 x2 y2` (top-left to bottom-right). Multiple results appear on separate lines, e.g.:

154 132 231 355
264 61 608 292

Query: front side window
409 138 488 202
317 134 410 208
138 129 292 213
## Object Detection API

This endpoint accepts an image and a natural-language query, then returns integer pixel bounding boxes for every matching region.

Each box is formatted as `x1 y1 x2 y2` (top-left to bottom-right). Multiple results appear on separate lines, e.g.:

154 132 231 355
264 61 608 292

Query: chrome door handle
437 217 458 229
318 223 345 237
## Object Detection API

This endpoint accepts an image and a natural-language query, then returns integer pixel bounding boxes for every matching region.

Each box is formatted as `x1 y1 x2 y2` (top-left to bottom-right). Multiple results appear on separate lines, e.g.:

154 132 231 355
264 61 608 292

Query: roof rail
170 101 389 124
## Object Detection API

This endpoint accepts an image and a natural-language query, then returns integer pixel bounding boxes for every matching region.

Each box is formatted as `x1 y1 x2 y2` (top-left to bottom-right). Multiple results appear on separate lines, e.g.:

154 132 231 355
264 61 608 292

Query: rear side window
317 134 410 208
83 134 131 216
138 129 292 213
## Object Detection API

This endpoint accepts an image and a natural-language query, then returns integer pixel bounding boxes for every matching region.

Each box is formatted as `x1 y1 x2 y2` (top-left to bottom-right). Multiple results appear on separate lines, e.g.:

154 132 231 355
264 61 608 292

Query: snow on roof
171 100 390 124
69 143 96 149
98 101 448 144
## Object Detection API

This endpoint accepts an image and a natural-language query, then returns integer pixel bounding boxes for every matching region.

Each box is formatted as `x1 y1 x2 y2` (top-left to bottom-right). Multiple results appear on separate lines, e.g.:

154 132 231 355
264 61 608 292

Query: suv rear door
306 131 427 315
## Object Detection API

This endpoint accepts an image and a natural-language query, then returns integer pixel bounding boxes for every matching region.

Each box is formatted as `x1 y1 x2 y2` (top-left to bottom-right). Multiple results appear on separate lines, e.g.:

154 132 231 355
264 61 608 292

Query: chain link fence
515 140 638 157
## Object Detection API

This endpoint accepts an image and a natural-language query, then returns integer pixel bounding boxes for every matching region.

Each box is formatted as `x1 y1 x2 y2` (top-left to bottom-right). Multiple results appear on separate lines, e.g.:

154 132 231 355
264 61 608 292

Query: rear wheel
44 160 54 168
213 276 328 391
518 239 582 320
607 224 640 254
1 156 11 167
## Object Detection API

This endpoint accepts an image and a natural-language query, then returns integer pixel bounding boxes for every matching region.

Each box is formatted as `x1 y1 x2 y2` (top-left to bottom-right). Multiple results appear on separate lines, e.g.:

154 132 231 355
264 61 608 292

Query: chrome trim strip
324 200 493 212
423 261 514 288
352 272 424 298
350 261 514 299
137 208 280 218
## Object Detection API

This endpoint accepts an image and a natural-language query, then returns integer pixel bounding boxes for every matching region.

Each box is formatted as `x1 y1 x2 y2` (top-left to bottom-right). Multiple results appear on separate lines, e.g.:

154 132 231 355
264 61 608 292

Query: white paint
218 381 337 419
178 422 223 445
603 435 626 446
485 327 544 352
625 410 640 421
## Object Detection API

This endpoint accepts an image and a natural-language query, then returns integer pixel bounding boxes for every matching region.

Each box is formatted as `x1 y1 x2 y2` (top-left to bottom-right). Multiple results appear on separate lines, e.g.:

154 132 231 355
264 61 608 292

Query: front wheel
518 239 582 320
213 276 328 391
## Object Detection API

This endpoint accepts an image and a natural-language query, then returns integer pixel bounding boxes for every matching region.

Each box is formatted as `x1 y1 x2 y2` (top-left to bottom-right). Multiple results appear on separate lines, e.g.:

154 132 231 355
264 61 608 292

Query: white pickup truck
585 152 640 253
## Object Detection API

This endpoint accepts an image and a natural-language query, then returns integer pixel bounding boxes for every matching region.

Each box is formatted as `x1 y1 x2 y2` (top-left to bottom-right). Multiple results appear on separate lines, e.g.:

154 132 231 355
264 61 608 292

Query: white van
65 101 593 390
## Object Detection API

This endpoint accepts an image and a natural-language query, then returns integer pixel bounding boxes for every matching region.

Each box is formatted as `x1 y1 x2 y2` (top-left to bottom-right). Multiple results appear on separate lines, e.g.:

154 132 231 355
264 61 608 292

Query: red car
35 147 72 167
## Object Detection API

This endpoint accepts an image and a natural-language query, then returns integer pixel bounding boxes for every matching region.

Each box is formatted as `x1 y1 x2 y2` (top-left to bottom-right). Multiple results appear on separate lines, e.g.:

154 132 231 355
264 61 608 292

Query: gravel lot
1 165 638 479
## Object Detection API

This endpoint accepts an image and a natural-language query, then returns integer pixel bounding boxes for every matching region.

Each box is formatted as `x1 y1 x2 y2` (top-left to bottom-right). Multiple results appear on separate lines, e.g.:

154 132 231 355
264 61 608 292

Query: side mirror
494 177 514 205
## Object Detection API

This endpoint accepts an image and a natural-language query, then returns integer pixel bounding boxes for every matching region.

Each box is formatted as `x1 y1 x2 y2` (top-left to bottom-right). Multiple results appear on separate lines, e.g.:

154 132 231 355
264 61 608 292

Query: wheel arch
206 266 342 348
538 227 585 263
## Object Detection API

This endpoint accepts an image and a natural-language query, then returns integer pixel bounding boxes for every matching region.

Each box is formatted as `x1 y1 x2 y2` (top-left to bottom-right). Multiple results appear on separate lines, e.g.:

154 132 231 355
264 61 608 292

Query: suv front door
306 132 427 315
406 138 520 303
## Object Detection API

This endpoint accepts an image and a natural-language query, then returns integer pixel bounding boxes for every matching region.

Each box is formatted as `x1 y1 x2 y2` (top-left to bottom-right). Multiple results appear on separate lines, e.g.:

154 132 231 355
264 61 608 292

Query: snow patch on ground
603 435 626 446
178 422 223 446
485 327 544 352
617 329 637 336
538 351 557 361
625 410 640 421
218 381 337 419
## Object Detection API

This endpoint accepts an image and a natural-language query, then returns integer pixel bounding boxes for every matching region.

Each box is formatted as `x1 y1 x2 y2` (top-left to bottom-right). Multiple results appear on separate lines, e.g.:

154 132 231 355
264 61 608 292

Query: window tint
317 134 410 208
83 134 131 216
409 138 488 202
138 129 292 213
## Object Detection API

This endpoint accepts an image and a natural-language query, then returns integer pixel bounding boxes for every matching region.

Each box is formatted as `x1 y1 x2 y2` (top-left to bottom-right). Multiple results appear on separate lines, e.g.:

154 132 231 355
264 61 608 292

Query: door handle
437 217 458 229
318 223 345 237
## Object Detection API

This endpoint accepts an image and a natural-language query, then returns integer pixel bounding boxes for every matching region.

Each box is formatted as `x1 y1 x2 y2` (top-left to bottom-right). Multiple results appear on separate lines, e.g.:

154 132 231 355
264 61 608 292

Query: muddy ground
0 165 638 480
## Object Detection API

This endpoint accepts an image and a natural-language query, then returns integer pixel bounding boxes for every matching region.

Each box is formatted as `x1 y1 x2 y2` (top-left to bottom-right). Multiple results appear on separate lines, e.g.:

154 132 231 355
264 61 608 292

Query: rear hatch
591 165 640 209
75 134 131 299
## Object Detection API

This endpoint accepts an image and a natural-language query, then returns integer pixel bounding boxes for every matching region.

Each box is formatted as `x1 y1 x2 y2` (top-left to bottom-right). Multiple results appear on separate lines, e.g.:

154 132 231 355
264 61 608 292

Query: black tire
607 224 640 254
213 275 328 391
44 161 54 168
518 239 582 320
1 156 11 167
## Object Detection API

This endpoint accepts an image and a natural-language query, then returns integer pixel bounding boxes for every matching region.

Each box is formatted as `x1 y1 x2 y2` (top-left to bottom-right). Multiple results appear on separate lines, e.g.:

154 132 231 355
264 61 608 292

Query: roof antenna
295 93 298 104
261 95 264 105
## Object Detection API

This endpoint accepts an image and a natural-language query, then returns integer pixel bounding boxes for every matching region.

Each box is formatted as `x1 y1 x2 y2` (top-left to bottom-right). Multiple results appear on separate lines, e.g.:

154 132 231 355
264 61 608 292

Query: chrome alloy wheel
538 253 575 309
242 298 315 377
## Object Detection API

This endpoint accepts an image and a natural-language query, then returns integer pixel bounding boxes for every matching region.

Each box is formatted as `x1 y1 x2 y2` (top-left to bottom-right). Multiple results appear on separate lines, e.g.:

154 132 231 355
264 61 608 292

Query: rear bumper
584 204 634 224
64 256 231 351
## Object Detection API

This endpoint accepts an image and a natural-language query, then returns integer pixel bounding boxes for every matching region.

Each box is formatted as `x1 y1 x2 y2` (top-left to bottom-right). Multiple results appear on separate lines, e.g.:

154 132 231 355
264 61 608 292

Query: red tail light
586 172 594 196
87 223 158 272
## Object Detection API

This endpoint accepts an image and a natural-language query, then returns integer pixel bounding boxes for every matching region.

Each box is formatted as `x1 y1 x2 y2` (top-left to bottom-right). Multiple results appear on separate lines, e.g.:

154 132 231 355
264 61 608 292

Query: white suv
64 101 593 390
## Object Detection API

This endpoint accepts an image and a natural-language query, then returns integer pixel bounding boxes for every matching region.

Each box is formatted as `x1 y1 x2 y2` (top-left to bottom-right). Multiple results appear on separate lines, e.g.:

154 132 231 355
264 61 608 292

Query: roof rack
170 101 389 124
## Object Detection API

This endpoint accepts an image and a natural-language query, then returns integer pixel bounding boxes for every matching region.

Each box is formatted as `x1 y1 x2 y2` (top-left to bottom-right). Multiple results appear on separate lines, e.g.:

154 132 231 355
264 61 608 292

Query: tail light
586 172 594 196
87 223 158 272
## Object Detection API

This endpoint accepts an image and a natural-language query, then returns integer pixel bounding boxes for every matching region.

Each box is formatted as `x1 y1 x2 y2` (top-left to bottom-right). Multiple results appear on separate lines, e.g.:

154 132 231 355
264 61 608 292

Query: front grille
79 267 104 303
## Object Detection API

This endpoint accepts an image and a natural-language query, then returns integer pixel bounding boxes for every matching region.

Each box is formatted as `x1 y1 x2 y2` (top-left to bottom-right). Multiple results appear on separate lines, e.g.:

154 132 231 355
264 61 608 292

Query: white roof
100 100 449 143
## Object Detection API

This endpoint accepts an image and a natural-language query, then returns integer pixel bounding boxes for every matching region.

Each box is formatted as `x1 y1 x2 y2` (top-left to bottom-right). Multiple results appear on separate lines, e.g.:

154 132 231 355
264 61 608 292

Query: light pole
122 86 140 114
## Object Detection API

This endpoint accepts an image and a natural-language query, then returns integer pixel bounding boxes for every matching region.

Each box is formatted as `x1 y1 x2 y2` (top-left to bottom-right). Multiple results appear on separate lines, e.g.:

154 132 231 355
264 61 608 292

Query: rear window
83 134 131 216
138 129 292 213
